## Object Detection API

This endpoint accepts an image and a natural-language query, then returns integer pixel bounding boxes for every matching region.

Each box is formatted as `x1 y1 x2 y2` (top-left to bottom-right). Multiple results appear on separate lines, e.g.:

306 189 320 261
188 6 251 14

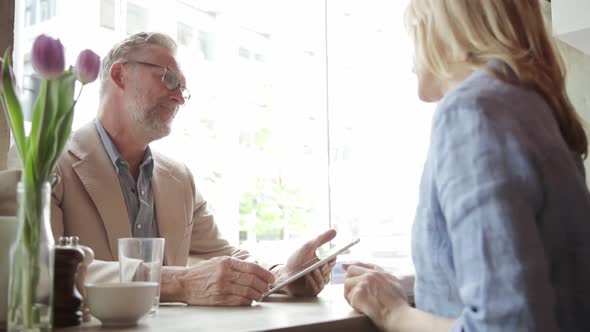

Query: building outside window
21 59 41 122
24 0 35 27
100 0 116 30
126 2 147 35
24 0 57 26
238 46 250 59
39 0 56 22
197 30 214 61
177 22 193 47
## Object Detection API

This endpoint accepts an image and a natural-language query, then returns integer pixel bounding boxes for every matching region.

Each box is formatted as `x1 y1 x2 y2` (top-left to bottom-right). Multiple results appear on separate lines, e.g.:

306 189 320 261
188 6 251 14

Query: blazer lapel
70 122 131 260
152 156 187 266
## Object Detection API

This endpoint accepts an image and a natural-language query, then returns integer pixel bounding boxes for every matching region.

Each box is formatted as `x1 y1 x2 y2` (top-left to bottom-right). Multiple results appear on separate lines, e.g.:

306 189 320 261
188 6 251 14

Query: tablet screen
262 238 360 298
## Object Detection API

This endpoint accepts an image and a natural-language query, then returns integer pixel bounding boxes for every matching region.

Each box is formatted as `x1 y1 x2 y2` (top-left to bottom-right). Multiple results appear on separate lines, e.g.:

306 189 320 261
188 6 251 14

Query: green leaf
21 154 38 201
36 76 62 180
48 106 74 172
42 72 75 180
27 79 48 177
1 48 26 160
44 72 67 135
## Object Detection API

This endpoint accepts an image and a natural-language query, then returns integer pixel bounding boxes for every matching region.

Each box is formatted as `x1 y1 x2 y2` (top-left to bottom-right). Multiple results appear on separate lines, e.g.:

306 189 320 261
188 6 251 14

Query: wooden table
57 285 378 332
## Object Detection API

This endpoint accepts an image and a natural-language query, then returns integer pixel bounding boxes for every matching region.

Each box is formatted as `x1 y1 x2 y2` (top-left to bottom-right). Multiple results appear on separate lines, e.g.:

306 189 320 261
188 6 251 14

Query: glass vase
7 182 54 332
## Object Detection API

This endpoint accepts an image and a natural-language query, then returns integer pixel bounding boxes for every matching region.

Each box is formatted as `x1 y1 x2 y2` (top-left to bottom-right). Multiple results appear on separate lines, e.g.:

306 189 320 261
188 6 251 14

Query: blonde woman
343 0 590 331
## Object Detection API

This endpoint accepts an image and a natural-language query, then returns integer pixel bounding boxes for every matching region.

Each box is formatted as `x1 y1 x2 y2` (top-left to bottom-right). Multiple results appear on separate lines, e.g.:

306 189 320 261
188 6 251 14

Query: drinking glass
118 238 165 315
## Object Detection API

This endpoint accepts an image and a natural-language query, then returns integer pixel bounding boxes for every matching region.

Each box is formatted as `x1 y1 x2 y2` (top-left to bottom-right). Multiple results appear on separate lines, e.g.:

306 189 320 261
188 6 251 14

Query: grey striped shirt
95 119 159 238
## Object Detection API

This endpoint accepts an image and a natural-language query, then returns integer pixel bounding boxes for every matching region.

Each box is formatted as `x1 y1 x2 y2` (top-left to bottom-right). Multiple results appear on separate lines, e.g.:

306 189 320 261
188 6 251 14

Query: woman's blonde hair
405 0 587 157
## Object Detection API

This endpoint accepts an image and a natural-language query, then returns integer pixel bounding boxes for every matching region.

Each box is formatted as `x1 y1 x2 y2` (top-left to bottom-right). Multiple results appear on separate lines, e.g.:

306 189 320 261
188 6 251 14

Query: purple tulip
32 34 65 80
74 49 100 84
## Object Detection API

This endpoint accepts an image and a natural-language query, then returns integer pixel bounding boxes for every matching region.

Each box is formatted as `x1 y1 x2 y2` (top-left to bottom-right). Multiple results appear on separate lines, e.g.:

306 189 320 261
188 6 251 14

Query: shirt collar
141 149 154 179
95 118 154 175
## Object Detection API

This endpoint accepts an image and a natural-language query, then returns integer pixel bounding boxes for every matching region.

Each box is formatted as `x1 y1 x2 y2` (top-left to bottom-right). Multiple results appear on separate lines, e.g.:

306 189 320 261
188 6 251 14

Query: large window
14 0 433 280
326 1 433 280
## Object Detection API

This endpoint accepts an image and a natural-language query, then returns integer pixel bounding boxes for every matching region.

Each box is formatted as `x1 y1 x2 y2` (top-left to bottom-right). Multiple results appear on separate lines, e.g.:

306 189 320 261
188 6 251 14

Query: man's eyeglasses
122 60 191 101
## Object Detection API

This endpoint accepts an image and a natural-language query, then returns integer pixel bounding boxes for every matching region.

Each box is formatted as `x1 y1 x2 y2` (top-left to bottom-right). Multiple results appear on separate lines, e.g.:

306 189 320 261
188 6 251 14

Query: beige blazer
52 121 248 271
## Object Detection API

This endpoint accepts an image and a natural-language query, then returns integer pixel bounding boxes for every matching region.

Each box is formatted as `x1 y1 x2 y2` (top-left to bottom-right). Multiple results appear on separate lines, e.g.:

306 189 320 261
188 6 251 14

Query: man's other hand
274 229 337 296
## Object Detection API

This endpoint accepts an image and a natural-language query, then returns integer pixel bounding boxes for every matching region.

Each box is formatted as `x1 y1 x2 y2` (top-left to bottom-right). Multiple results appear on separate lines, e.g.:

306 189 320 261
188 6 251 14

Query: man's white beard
129 95 171 142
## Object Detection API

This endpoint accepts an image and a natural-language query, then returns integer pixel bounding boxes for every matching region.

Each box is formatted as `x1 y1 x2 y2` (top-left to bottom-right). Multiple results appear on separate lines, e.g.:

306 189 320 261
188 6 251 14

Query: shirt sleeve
432 104 560 332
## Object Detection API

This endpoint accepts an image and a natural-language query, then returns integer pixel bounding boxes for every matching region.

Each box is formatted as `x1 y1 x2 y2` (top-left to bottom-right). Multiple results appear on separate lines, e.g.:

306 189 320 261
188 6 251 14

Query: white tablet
262 238 360 299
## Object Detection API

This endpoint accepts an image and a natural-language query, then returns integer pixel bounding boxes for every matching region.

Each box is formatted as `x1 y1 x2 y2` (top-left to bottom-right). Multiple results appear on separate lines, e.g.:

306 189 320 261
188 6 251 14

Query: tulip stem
74 84 84 103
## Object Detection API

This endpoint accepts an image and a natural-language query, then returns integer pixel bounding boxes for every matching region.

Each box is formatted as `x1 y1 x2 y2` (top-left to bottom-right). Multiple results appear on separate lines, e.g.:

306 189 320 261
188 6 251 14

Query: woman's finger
342 261 382 271
345 264 373 277
344 274 362 300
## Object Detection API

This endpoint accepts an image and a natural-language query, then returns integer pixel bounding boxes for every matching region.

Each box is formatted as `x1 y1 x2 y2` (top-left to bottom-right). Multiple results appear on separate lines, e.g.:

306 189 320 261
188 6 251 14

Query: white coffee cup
85 282 158 327
0 216 17 325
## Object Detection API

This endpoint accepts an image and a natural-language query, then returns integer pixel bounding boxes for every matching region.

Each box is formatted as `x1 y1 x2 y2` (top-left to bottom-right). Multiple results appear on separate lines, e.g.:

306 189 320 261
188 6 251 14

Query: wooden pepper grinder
53 236 85 327
73 237 94 322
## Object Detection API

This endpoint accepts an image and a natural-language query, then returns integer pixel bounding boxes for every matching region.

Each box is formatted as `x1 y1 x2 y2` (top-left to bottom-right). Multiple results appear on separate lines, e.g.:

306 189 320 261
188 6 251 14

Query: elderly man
51 32 335 306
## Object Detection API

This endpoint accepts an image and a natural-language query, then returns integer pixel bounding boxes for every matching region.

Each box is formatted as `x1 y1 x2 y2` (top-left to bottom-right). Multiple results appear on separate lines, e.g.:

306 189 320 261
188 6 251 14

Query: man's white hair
99 32 177 96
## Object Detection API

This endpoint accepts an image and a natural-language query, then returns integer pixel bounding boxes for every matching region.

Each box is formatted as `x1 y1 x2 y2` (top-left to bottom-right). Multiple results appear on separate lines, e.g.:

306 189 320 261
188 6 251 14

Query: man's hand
273 229 337 296
162 256 275 306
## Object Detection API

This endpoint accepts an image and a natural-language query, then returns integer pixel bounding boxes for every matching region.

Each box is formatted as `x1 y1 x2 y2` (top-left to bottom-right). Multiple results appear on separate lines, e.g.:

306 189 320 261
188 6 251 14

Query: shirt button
140 190 145 196
136 224 142 230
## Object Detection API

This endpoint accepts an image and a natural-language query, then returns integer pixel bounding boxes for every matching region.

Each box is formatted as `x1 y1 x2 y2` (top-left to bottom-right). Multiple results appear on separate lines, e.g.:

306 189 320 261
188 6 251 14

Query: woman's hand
343 262 410 331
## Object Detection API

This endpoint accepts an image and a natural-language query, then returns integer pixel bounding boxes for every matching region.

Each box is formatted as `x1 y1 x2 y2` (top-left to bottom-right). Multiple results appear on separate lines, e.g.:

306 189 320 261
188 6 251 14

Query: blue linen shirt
412 64 590 331
95 119 159 238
